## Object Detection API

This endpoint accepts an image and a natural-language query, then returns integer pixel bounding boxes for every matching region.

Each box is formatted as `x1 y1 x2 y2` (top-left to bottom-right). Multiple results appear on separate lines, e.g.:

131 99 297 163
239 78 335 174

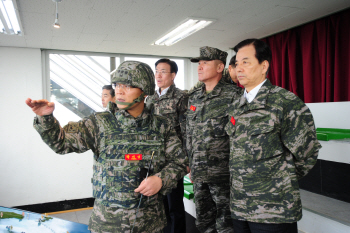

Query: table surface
0 206 90 233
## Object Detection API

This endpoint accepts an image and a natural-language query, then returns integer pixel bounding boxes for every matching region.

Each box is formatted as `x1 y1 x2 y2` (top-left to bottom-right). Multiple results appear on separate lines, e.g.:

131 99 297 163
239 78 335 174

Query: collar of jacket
157 83 176 100
115 105 151 128
107 102 119 114
237 79 273 111
198 78 226 99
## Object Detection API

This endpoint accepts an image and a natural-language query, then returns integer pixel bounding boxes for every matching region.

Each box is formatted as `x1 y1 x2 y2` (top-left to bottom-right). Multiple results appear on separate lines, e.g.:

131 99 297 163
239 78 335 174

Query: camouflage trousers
193 182 234 233
88 198 166 233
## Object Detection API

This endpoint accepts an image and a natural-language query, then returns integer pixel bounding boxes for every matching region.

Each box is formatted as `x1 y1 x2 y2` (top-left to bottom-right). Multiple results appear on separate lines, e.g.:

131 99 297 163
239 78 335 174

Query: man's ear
171 72 176 81
262 60 269 75
217 62 225 73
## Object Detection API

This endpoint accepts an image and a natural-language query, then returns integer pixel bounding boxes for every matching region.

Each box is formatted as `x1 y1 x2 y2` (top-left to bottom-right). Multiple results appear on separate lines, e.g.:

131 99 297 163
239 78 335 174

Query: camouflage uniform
146 83 188 233
188 46 241 233
146 83 188 153
33 61 188 233
225 79 321 224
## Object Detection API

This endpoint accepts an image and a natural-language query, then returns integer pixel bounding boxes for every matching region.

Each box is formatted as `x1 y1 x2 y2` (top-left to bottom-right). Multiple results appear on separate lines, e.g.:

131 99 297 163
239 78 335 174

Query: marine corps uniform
146 83 188 153
146 83 188 233
225 79 321 224
187 46 241 233
33 61 188 233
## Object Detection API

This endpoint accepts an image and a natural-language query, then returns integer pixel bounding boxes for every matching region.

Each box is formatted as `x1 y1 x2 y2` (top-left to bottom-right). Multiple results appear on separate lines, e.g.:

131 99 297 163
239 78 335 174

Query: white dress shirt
156 86 170 97
243 79 267 103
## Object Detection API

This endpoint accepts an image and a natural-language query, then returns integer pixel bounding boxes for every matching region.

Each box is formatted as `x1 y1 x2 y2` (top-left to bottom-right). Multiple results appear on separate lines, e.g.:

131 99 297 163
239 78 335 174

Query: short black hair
233 38 272 66
102 85 115 97
155 58 178 74
229 55 236 67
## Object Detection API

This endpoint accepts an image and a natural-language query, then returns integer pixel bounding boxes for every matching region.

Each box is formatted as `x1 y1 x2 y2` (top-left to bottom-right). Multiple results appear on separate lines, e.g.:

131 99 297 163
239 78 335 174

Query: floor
48 189 350 232
49 207 92 225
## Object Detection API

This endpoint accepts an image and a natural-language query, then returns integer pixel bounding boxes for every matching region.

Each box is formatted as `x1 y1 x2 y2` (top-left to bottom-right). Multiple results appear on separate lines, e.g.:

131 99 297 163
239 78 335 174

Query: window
46 51 187 122
49 53 119 118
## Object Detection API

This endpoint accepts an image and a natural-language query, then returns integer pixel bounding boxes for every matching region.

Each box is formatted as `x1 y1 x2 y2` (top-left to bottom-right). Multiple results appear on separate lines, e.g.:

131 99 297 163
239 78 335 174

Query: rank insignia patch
125 154 142 160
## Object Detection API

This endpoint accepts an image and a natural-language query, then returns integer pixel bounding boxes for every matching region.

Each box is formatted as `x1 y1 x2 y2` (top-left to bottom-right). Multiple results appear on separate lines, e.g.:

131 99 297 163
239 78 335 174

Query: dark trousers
232 219 298 233
163 178 186 233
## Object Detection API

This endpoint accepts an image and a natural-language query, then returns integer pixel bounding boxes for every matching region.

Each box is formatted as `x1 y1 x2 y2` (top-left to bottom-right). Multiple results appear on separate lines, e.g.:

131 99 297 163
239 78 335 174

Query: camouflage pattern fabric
89 198 165 233
186 78 241 184
190 46 228 64
33 106 188 230
225 79 321 223
193 182 233 233
186 79 240 233
145 84 188 155
111 60 155 95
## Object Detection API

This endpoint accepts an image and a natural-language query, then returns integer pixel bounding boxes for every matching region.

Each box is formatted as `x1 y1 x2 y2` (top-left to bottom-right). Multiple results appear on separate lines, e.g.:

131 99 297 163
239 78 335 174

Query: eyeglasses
155 70 172 75
112 83 133 92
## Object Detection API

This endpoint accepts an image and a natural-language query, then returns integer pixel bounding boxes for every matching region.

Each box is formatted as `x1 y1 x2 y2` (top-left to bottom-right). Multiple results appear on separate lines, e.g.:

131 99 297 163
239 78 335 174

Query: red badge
125 154 142 160
230 116 236 125
190 105 196 111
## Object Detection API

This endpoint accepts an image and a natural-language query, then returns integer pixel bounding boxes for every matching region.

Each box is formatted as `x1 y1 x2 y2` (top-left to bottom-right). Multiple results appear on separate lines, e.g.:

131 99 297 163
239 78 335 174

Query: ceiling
1 0 349 58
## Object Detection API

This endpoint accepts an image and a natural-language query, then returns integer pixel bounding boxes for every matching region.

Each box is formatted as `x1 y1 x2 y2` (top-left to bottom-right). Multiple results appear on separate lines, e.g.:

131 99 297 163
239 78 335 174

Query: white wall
0 47 93 207
307 102 350 165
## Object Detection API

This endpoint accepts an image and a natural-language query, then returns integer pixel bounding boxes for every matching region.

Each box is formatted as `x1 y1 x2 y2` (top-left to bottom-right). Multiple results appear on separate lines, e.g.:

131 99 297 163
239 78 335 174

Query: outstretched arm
26 97 99 155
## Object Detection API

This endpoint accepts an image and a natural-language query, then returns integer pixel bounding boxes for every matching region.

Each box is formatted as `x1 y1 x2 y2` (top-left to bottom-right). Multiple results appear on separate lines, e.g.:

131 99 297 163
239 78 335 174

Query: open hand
25 98 55 116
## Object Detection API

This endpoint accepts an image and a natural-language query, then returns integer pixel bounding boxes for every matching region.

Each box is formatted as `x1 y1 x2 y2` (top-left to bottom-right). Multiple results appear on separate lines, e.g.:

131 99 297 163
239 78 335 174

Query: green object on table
184 184 194 200
183 175 195 201
316 128 350 141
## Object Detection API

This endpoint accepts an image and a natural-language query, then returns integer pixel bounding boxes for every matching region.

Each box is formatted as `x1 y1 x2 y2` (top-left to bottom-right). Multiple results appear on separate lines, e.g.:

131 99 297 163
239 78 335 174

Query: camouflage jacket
186 78 241 183
145 84 188 155
33 107 188 208
225 79 321 223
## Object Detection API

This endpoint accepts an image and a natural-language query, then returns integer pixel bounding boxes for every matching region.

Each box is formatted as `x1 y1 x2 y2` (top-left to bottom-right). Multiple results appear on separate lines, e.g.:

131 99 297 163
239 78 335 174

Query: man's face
101 89 115 108
197 60 223 82
155 63 175 91
114 84 144 110
235 44 269 91
228 65 237 83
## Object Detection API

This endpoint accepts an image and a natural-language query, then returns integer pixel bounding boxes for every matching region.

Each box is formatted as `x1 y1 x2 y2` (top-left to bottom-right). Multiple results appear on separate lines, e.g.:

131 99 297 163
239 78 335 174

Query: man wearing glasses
146 58 188 233
25 61 188 233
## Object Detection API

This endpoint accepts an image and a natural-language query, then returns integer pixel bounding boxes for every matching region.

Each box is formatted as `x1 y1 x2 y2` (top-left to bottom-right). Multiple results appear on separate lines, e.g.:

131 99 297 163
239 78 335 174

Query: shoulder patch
64 122 80 133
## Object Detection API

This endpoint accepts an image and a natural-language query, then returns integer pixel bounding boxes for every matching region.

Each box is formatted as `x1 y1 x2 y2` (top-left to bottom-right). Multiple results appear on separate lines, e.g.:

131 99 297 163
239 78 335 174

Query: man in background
187 46 240 233
26 61 188 233
146 58 188 233
101 85 115 108
228 55 238 84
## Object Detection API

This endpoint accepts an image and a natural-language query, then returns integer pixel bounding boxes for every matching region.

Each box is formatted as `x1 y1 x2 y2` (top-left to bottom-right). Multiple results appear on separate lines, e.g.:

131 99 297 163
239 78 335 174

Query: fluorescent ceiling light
0 0 23 35
154 19 213 46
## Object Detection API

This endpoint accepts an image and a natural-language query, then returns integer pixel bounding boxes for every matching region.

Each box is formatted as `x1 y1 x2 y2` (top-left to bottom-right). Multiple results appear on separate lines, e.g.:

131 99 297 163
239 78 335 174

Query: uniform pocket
162 108 176 114
186 113 197 135
210 115 228 137
225 117 236 136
